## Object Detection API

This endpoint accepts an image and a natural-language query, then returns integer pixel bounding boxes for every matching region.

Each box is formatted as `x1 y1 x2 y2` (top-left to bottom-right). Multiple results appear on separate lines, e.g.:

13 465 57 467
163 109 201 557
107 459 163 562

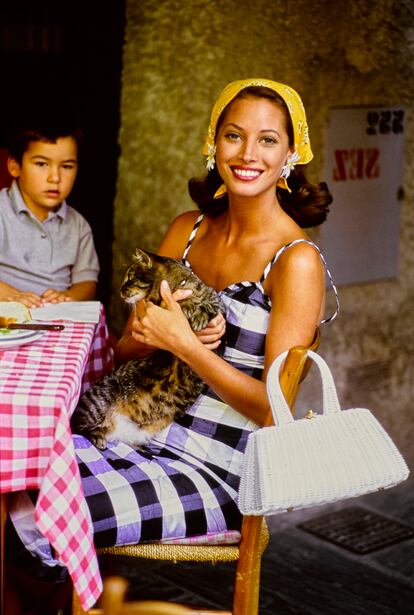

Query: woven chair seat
97 521 269 564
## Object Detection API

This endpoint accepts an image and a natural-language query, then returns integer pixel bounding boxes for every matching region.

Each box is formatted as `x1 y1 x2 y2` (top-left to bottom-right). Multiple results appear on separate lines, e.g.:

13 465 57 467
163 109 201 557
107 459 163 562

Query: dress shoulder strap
260 239 340 324
182 214 204 264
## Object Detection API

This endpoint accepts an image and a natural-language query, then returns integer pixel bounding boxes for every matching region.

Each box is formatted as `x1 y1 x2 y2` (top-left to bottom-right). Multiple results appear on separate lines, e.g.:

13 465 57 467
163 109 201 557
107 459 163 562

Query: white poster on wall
319 107 405 286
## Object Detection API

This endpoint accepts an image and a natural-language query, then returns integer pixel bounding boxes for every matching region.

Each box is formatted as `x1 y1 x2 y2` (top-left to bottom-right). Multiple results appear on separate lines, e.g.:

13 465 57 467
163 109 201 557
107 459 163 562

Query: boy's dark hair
7 111 82 163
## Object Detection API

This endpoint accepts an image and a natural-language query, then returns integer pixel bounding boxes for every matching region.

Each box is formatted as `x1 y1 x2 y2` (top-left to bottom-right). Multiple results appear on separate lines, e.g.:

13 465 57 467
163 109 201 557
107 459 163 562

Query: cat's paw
187 312 210 332
90 434 108 450
186 304 224 332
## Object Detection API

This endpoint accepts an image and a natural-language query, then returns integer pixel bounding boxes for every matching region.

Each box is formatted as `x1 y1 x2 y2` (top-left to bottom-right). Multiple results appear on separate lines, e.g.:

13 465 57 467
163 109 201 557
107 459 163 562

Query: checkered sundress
74 214 339 548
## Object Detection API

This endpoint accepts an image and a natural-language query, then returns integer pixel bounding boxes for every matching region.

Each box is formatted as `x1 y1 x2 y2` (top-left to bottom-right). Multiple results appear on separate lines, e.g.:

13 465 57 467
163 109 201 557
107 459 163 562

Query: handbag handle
266 350 342 425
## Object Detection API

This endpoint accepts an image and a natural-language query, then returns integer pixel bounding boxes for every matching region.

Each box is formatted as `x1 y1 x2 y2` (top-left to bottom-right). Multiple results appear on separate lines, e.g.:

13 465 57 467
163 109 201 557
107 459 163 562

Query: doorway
0 1 125 309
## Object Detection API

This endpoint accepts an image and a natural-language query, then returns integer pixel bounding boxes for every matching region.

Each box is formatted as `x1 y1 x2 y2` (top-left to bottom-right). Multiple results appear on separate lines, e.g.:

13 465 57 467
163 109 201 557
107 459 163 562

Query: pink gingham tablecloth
0 305 113 610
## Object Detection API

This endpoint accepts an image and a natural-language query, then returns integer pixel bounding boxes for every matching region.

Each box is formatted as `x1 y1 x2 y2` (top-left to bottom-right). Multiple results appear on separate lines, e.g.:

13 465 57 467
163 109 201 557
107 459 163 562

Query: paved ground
101 478 414 614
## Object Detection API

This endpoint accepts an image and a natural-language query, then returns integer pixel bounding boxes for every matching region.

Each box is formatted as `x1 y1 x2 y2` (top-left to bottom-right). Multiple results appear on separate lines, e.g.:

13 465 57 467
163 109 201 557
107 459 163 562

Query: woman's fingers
159 280 184 314
171 288 193 303
208 313 225 329
201 339 222 350
159 279 172 304
196 311 226 346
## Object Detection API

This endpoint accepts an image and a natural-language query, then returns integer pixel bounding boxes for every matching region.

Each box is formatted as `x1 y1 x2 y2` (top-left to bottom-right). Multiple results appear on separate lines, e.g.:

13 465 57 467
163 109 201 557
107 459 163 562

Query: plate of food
0 329 46 348
0 302 46 348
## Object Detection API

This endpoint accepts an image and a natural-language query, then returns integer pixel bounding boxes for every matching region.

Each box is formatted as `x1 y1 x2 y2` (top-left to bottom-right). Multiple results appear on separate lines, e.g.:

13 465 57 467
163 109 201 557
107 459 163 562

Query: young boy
0 119 99 307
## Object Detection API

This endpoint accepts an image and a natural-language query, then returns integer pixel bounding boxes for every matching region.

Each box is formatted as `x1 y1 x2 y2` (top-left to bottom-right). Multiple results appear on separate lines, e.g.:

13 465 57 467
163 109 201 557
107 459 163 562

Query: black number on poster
366 110 404 135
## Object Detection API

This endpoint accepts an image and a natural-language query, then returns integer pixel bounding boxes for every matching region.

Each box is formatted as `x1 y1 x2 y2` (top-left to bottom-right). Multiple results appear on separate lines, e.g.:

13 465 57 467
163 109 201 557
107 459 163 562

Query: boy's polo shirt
0 181 99 295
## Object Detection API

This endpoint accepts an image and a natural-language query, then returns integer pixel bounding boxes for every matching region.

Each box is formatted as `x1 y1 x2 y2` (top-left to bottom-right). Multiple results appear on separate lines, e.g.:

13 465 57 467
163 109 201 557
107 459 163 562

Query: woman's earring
280 151 300 179
206 144 216 171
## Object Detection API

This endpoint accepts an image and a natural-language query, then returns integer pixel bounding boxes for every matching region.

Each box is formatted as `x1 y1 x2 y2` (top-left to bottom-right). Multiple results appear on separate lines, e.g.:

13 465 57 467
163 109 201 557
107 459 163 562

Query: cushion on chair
156 530 241 546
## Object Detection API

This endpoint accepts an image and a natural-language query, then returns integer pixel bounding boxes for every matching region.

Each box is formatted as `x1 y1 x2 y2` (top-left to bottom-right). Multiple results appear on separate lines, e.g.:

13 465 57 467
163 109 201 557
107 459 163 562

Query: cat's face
120 248 225 331
120 249 156 304
120 249 189 305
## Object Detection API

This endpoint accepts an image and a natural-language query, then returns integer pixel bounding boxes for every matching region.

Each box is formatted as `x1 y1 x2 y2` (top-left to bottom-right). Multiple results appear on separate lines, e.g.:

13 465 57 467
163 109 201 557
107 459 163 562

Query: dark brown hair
188 86 331 228
7 111 82 164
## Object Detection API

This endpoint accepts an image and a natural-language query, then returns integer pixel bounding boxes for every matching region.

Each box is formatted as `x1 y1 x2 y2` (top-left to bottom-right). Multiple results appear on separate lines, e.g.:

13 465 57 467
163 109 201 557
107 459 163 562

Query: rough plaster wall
112 0 414 468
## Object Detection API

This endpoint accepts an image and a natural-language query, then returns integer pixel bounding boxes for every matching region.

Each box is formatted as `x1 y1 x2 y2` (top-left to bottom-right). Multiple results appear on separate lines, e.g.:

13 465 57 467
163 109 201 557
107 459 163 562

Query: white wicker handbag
238 350 410 516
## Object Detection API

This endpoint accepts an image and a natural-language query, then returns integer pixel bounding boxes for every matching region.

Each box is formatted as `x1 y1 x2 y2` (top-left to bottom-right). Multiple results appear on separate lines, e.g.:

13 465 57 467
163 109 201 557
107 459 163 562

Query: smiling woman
190 81 331 229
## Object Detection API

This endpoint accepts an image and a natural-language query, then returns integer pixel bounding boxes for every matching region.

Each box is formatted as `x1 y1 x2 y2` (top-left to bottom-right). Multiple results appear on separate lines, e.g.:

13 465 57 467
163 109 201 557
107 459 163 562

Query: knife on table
0 323 65 331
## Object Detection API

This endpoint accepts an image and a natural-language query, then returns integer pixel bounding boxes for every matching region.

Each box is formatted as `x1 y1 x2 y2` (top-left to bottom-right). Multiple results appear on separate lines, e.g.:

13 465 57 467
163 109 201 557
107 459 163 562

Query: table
0 305 114 611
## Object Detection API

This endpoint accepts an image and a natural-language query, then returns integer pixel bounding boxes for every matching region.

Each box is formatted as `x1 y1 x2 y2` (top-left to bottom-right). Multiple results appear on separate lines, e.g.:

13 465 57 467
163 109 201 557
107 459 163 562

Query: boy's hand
0 290 45 308
41 289 72 303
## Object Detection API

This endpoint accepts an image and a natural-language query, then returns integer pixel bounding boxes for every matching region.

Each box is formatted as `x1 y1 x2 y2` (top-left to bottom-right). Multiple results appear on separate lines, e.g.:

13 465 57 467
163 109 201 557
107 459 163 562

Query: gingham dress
74 214 339 548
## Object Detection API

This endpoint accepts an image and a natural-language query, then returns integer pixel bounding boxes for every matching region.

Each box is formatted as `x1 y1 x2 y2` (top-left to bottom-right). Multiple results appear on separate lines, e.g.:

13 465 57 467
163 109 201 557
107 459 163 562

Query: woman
79 78 338 545
8 79 338 606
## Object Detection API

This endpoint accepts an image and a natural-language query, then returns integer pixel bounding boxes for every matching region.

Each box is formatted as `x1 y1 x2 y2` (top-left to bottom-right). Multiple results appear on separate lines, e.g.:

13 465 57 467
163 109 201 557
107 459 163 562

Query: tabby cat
71 248 225 449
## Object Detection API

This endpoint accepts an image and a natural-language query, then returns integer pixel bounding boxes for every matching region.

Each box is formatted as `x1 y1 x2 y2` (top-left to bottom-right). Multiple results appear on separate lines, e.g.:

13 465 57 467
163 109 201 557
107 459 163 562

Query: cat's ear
132 249 152 268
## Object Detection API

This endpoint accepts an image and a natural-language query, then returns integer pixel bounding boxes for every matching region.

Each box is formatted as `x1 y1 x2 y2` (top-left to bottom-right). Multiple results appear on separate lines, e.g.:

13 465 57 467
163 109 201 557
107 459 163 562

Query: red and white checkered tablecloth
0 305 114 610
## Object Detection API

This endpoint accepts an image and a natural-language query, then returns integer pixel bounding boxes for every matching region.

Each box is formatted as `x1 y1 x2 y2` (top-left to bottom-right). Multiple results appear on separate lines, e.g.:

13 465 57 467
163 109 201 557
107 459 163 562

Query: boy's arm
41 281 97 303
0 280 45 307
62 281 97 301
68 215 99 300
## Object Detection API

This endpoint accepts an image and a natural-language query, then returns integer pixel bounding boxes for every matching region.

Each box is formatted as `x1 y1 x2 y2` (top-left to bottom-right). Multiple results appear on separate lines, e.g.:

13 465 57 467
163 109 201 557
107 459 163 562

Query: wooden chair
73 331 320 615
101 575 203 614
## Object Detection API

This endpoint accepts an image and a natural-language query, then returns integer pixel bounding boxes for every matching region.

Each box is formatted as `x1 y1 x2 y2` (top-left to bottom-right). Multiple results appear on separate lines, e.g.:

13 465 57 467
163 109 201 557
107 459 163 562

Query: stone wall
111 0 414 469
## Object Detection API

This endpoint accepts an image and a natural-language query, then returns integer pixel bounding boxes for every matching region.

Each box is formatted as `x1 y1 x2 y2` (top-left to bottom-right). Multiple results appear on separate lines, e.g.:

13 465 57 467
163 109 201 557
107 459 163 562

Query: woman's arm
114 288 225 366
114 306 157 365
114 210 224 365
262 241 325 375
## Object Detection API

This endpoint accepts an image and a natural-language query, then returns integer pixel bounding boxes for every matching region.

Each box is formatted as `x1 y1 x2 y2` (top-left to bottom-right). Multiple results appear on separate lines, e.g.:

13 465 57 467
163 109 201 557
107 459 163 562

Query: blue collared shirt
0 181 99 294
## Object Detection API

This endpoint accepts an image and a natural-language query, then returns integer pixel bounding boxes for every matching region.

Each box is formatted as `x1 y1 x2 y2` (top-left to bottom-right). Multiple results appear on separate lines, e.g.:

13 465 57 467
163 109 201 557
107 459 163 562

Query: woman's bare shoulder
277 238 324 273
158 210 201 259
168 210 202 231
263 233 324 291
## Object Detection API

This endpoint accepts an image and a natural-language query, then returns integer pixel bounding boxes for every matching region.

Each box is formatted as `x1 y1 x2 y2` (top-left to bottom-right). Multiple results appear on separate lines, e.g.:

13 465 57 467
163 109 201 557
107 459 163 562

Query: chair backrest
269 327 321 423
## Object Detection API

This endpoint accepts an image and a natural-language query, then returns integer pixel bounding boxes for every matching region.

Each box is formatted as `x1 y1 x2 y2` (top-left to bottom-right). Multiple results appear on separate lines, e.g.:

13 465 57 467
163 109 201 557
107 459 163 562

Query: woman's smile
231 166 263 181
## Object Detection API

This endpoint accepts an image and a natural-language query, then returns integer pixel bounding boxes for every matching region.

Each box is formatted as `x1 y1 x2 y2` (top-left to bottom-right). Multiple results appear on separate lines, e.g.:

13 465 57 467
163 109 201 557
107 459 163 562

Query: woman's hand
115 285 195 364
162 285 226 349
195 312 226 350
132 281 198 355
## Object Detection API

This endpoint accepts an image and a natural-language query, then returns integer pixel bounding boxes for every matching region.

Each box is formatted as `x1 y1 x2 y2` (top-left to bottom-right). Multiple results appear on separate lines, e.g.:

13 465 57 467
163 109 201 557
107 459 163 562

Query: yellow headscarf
202 78 313 194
